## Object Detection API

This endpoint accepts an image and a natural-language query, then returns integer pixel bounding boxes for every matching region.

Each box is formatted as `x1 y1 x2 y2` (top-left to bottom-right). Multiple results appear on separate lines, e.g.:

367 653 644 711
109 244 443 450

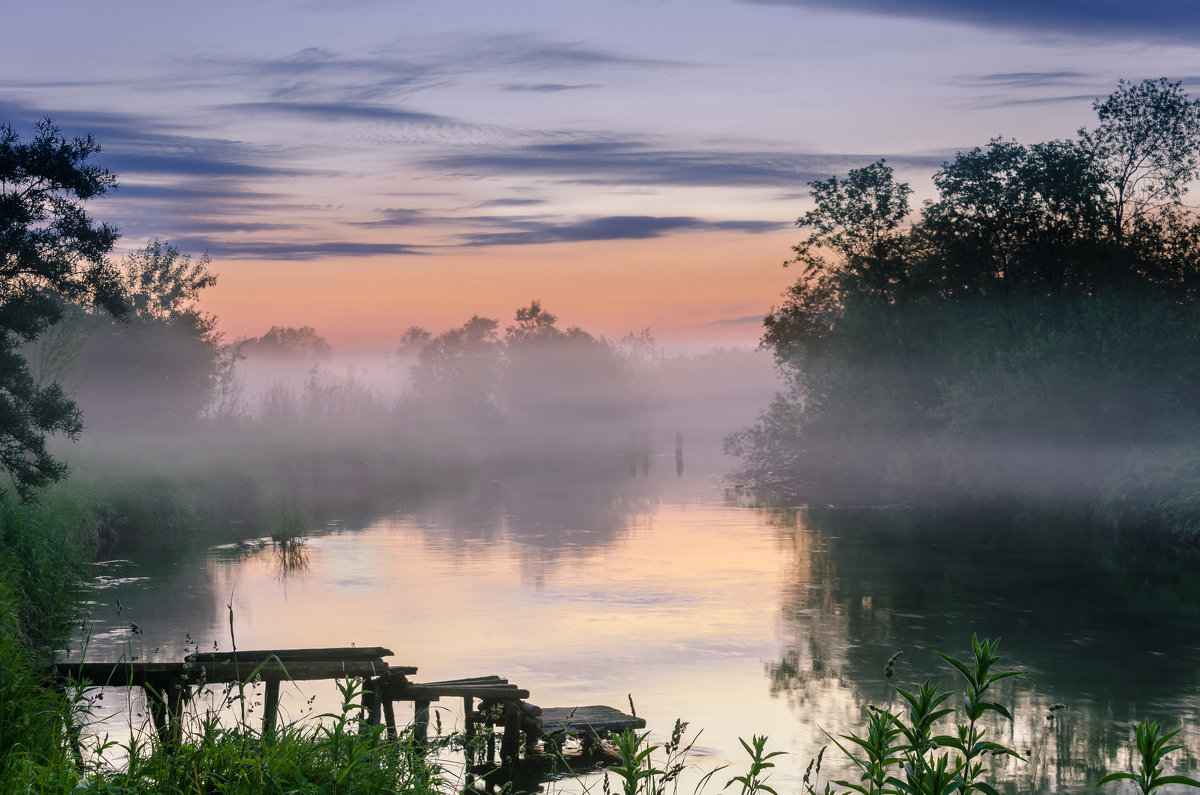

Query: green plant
724 734 786 795
603 719 724 795
611 729 665 795
830 634 1023 795
270 508 309 550
1097 719 1200 794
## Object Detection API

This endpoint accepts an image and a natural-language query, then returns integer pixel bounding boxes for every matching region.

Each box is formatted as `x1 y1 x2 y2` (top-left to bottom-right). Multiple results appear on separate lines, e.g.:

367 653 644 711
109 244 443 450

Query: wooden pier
52 646 645 774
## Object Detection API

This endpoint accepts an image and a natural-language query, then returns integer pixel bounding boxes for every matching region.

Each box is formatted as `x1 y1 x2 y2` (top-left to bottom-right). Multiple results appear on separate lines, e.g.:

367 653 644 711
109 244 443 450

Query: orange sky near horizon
202 227 801 351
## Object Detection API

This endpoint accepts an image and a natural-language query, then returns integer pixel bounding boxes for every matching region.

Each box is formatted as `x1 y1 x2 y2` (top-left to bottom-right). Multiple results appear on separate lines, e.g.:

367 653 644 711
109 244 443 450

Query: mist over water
48 323 1200 793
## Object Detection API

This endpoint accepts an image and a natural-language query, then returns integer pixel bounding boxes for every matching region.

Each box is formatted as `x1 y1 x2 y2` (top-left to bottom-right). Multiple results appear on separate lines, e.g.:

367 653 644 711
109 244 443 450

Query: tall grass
74 677 451 794
0 495 94 791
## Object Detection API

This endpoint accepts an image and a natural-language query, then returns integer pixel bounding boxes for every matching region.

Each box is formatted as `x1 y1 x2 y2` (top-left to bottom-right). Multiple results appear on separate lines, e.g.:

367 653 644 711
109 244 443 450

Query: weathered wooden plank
54 659 395 686
402 685 529 700
538 706 646 736
187 646 397 663
415 675 508 686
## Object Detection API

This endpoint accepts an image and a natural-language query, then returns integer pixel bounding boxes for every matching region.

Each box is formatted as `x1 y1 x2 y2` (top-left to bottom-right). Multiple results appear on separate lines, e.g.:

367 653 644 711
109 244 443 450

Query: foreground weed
724 734 786 795
601 719 724 795
611 729 665 795
830 634 1022 795
1097 719 1200 794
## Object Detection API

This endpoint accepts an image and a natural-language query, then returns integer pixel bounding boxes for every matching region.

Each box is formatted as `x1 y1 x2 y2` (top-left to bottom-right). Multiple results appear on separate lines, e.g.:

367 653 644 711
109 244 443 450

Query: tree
69 240 224 430
408 315 503 419
733 79 1200 510
1078 78 1200 237
243 325 331 357
121 239 216 322
920 138 1110 297
505 299 560 342
789 159 913 299
0 119 125 499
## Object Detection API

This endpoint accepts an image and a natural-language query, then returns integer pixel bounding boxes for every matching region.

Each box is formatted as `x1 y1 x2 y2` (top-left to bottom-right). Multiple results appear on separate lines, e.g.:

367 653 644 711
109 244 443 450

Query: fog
214 341 783 477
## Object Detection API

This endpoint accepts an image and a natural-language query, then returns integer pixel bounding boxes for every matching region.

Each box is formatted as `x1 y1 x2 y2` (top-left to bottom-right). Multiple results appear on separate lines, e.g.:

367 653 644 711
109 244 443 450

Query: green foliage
73 677 452 794
0 118 125 500
607 719 724 795
1096 719 1200 794
830 635 1022 795
612 729 666 795
724 735 786 795
0 496 93 791
735 79 1200 523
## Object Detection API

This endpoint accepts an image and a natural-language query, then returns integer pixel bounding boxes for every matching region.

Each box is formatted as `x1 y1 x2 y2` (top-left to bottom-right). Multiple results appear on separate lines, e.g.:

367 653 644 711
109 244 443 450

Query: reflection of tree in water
763 507 1200 792
411 472 658 585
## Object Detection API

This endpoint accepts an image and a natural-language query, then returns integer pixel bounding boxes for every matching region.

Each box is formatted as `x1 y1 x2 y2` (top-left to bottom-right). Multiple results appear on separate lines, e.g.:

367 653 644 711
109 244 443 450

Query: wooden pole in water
262 680 281 739
382 696 397 742
499 701 522 771
463 696 476 770
413 700 430 747
359 677 383 736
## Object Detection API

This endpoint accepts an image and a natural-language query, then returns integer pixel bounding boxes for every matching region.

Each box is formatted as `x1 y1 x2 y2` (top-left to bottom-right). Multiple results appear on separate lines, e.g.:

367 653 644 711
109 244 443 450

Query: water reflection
67 478 1200 793
766 508 1200 792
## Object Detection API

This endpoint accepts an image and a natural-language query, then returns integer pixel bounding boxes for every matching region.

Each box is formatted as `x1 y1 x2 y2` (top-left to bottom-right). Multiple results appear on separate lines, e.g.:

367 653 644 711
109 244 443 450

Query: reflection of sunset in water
74 482 1200 792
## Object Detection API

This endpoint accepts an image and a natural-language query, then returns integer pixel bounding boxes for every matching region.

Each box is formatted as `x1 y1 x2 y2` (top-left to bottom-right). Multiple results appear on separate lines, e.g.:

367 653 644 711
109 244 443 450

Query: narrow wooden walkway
52 646 644 773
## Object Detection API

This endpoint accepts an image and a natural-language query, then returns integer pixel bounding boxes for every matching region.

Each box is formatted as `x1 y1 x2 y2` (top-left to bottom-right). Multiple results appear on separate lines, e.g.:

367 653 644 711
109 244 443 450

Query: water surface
74 465 1200 792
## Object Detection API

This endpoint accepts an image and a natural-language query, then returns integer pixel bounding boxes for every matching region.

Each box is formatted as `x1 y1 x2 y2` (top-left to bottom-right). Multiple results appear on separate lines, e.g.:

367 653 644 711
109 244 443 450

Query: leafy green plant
830 634 1023 795
601 719 724 795
611 729 666 795
1097 719 1200 794
724 734 786 795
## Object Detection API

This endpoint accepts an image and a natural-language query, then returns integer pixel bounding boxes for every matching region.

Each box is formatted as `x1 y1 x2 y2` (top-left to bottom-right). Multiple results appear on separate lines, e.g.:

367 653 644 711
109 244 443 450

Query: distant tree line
398 300 656 455
728 79 1200 527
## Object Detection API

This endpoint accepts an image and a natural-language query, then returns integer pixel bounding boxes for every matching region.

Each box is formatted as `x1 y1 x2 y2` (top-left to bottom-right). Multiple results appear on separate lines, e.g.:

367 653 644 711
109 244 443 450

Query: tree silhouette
0 119 125 499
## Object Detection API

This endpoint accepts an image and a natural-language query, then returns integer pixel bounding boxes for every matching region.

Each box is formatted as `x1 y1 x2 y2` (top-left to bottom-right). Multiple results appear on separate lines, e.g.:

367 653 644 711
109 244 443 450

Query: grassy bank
0 495 94 791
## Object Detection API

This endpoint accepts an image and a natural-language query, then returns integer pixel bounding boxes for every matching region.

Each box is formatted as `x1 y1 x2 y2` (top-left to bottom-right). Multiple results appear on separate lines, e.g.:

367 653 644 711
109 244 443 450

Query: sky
4 0 1200 350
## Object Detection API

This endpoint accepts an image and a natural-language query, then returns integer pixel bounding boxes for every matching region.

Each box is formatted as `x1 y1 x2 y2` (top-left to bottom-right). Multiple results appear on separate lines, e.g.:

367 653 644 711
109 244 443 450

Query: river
71 452 1200 793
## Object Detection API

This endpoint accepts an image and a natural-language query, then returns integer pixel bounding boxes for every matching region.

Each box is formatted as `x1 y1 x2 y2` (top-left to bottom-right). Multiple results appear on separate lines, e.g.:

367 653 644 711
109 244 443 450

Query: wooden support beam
499 701 522 771
360 677 383 736
262 679 281 739
382 695 397 741
413 700 430 747
463 696 476 767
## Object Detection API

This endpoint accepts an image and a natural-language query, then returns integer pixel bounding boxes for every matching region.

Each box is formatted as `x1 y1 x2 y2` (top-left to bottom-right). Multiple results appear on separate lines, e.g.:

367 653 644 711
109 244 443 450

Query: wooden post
262 679 281 739
166 679 187 745
413 700 430 747
382 697 397 742
145 677 186 747
463 697 476 767
499 701 522 771
359 677 382 736
144 682 168 743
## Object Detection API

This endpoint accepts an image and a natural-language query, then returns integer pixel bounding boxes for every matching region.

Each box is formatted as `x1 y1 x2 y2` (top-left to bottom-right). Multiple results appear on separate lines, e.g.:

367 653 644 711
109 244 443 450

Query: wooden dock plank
402 684 530 700
538 705 646 736
53 659 396 686
187 646 397 663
